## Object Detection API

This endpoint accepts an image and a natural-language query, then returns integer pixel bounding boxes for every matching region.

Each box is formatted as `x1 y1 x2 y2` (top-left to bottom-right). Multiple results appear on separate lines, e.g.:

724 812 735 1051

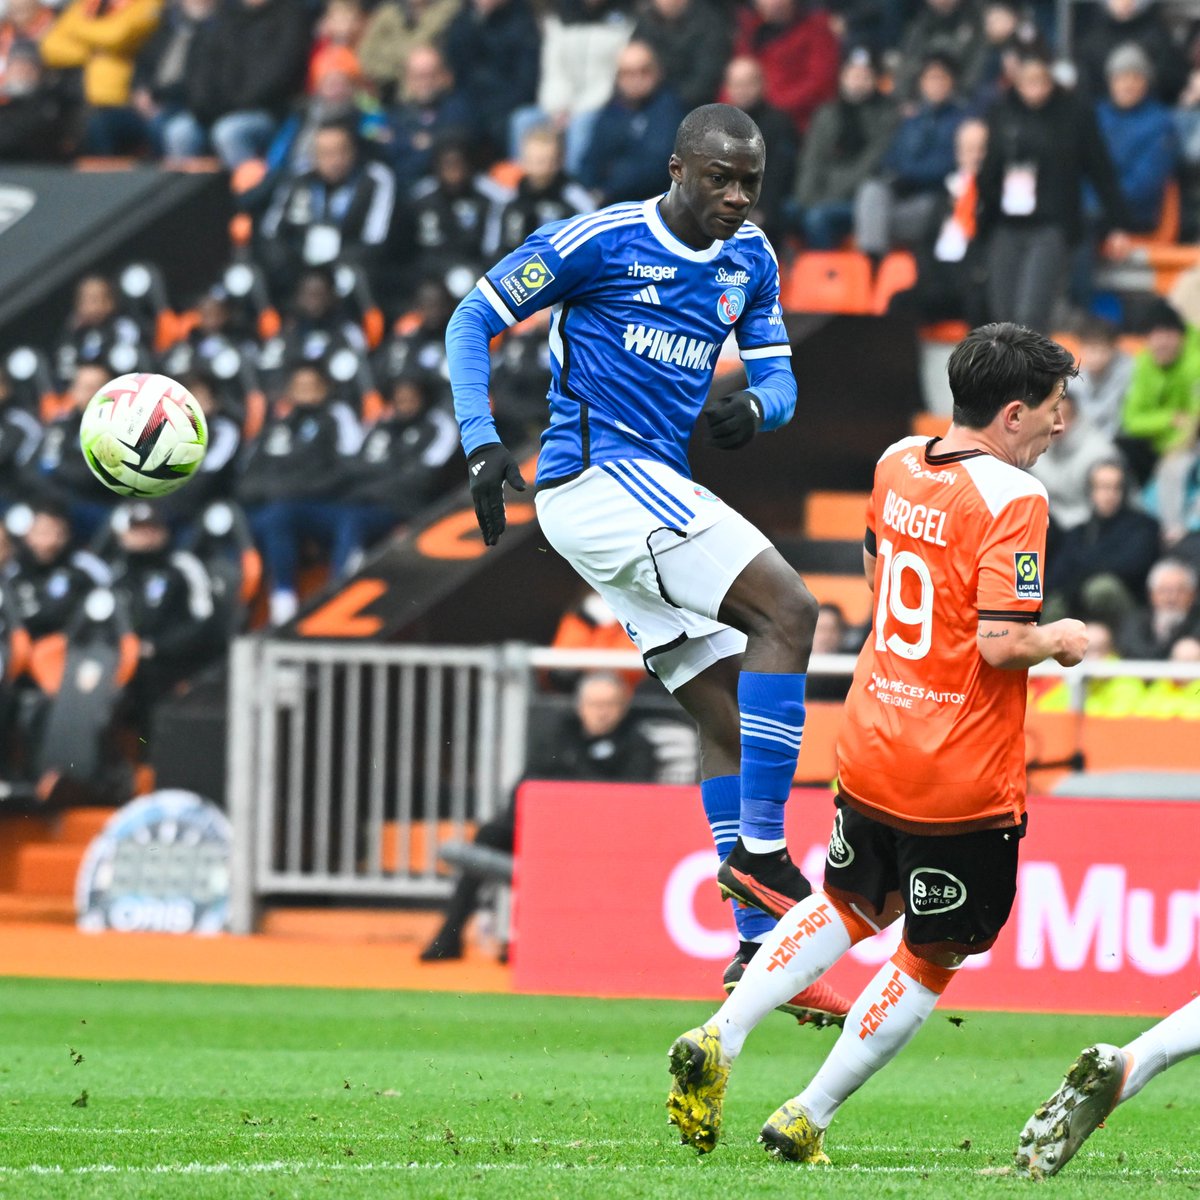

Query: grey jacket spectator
578 40 685 204
1029 393 1119 530
1070 318 1134 439
443 0 540 156
632 0 732 109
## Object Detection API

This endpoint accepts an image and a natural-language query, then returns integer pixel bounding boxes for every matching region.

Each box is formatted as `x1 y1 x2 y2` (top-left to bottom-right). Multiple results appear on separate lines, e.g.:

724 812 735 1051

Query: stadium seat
791 700 841 784
5 345 58 418
783 251 873 314
117 261 178 353
333 261 385 350
919 320 969 343
803 491 869 541
488 160 524 190
1129 178 1181 249
871 251 917 314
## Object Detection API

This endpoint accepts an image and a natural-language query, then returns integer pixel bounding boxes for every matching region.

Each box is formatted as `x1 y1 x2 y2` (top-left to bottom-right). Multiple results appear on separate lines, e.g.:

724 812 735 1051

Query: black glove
467 442 527 546
703 390 762 450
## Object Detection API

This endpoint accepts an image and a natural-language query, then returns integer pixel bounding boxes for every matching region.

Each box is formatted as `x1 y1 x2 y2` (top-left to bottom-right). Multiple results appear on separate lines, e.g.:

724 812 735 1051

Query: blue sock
738 671 807 853
701 774 775 941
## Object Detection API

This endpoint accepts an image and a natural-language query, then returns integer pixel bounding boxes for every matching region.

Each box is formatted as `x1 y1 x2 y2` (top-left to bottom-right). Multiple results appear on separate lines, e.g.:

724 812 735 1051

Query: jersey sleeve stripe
978 608 1041 624
740 344 792 360
548 204 640 251
555 212 645 257
477 277 517 326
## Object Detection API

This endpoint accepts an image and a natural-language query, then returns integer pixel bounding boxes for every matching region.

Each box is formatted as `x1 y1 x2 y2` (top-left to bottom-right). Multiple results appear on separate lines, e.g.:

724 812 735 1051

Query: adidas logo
471 461 485 475
633 284 662 305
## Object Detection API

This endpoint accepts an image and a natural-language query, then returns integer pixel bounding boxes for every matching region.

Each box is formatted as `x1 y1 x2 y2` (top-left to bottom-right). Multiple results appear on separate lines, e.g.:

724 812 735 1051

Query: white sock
796 953 946 1129
713 893 853 1058
1120 995 1200 1103
269 590 298 625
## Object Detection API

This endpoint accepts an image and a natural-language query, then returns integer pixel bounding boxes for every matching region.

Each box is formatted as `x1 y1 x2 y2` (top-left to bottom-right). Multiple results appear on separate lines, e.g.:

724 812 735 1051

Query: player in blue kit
447 104 848 1025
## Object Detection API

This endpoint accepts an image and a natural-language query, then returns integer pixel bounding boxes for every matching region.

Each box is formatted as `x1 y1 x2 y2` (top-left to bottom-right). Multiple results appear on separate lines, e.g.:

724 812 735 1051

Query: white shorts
535 458 773 692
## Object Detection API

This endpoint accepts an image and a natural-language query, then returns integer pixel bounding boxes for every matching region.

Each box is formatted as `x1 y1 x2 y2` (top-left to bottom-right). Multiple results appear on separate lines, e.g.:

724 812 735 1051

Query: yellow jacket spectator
41 0 162 109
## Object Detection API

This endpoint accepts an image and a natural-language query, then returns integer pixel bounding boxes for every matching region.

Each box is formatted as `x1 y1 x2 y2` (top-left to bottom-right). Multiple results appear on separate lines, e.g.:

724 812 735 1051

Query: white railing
225 640 1200 932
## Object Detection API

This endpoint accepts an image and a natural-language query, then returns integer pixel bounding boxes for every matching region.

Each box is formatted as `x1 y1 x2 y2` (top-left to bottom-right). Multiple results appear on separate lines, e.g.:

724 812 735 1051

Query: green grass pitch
0 977 1196 1199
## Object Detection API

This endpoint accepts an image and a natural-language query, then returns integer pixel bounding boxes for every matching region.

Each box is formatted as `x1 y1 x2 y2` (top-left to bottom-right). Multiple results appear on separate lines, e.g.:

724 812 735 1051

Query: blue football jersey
472 197 793 485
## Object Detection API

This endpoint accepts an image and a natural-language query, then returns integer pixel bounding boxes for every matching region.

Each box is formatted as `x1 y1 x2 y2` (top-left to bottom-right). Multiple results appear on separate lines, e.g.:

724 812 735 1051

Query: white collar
643 195 724 263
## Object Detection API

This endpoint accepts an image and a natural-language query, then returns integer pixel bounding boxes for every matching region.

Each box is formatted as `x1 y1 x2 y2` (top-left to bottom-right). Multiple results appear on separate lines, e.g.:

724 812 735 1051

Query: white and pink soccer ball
79 372 208 499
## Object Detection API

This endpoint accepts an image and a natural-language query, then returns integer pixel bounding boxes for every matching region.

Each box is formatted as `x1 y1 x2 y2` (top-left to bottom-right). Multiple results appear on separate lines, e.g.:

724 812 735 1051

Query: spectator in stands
1118 556 1200 658
885 115 988 324
53 273 145 387
1118 299 1200 485
788 45 895 249
976 45 1132 332
807 601 852 699
20 364 121 539
1030 391 1119 531
1075 0 1187 105
419 669 657 961
374 275 454 400
635 0 731 111
1131 634 1200 717
238 362 362 625
1046 458 1162 627
357 0 460 103
507 0 633 174
442 0 540 159
158 285 258 413
40 0 160 156
544 585 640 693
967 0 1035 111
0 2 54 92
260 50 391 191
4 498 110 639
721 55 797 247
1173 66 1200 167
409 136 510 282
333 370 459 557
307 0 366 93
0 365 41 511
497 126 594 255
854 52 966 261
258 266 368 406
0 40 76 161
732 0 837 136
1070 316 1134 439
1094 44 1178 234
129 0 217 160
184 0 311 168
386 44 473 185
892 0 986 103
258 119 400 300
577 39 684 205
107 501 221 721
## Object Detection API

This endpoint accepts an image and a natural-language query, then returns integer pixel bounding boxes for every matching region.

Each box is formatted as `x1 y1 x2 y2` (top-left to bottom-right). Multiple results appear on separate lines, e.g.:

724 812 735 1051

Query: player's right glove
466 442 527 546
703 391 762 450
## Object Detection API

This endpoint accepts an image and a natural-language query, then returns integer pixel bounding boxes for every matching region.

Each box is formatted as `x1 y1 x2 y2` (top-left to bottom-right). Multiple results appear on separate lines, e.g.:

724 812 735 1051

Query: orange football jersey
836 436 1049 831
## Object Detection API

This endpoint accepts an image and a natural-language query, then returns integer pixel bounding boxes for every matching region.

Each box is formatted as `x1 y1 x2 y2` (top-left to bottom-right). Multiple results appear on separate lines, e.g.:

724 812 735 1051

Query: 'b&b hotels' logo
909 868 966 915
1014 551 1042 600
716 286 746 325
500 254 556 306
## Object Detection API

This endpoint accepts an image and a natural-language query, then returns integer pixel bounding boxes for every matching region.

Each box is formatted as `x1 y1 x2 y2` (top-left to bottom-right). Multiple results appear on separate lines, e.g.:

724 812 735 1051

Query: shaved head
674 103 763 160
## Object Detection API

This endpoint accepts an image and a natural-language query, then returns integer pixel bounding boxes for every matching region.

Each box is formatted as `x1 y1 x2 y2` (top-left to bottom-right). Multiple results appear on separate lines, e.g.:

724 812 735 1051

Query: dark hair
921 50 959 78
289 360 331 386
178 367 219 396
947 322 1077 429
1078 315 1119 344
674 103 762 159
29 498 70 524
388 371 435 407
316 116 359 143
1142 297 1186 334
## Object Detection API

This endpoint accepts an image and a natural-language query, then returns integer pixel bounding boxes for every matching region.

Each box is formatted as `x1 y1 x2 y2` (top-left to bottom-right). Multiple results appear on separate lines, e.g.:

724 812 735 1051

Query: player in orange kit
665 322 1090 1161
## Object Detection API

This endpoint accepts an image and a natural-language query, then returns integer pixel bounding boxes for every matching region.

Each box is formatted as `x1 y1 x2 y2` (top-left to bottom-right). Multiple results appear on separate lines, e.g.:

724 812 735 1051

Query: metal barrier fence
226 640 1200 933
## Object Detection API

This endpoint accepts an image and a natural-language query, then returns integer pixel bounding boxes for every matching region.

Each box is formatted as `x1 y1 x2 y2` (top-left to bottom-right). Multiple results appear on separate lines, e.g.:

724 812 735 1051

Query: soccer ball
79 373 208 498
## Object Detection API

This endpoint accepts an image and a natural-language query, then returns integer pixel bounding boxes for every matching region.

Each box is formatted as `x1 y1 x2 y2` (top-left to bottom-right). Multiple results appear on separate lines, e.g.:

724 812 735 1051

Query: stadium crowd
3 0 1200 797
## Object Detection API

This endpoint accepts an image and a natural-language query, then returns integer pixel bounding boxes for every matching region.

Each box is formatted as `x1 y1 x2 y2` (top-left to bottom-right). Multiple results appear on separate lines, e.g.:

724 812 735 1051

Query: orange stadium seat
792 700 842 784
910 411 950 439
804 491 869 541
871 251 917 314
783 251 873 314
919 319 969 343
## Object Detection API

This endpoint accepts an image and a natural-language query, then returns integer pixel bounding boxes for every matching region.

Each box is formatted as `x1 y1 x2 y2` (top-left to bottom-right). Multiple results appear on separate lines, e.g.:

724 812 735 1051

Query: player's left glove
703 391 762 450
467 442 527 546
